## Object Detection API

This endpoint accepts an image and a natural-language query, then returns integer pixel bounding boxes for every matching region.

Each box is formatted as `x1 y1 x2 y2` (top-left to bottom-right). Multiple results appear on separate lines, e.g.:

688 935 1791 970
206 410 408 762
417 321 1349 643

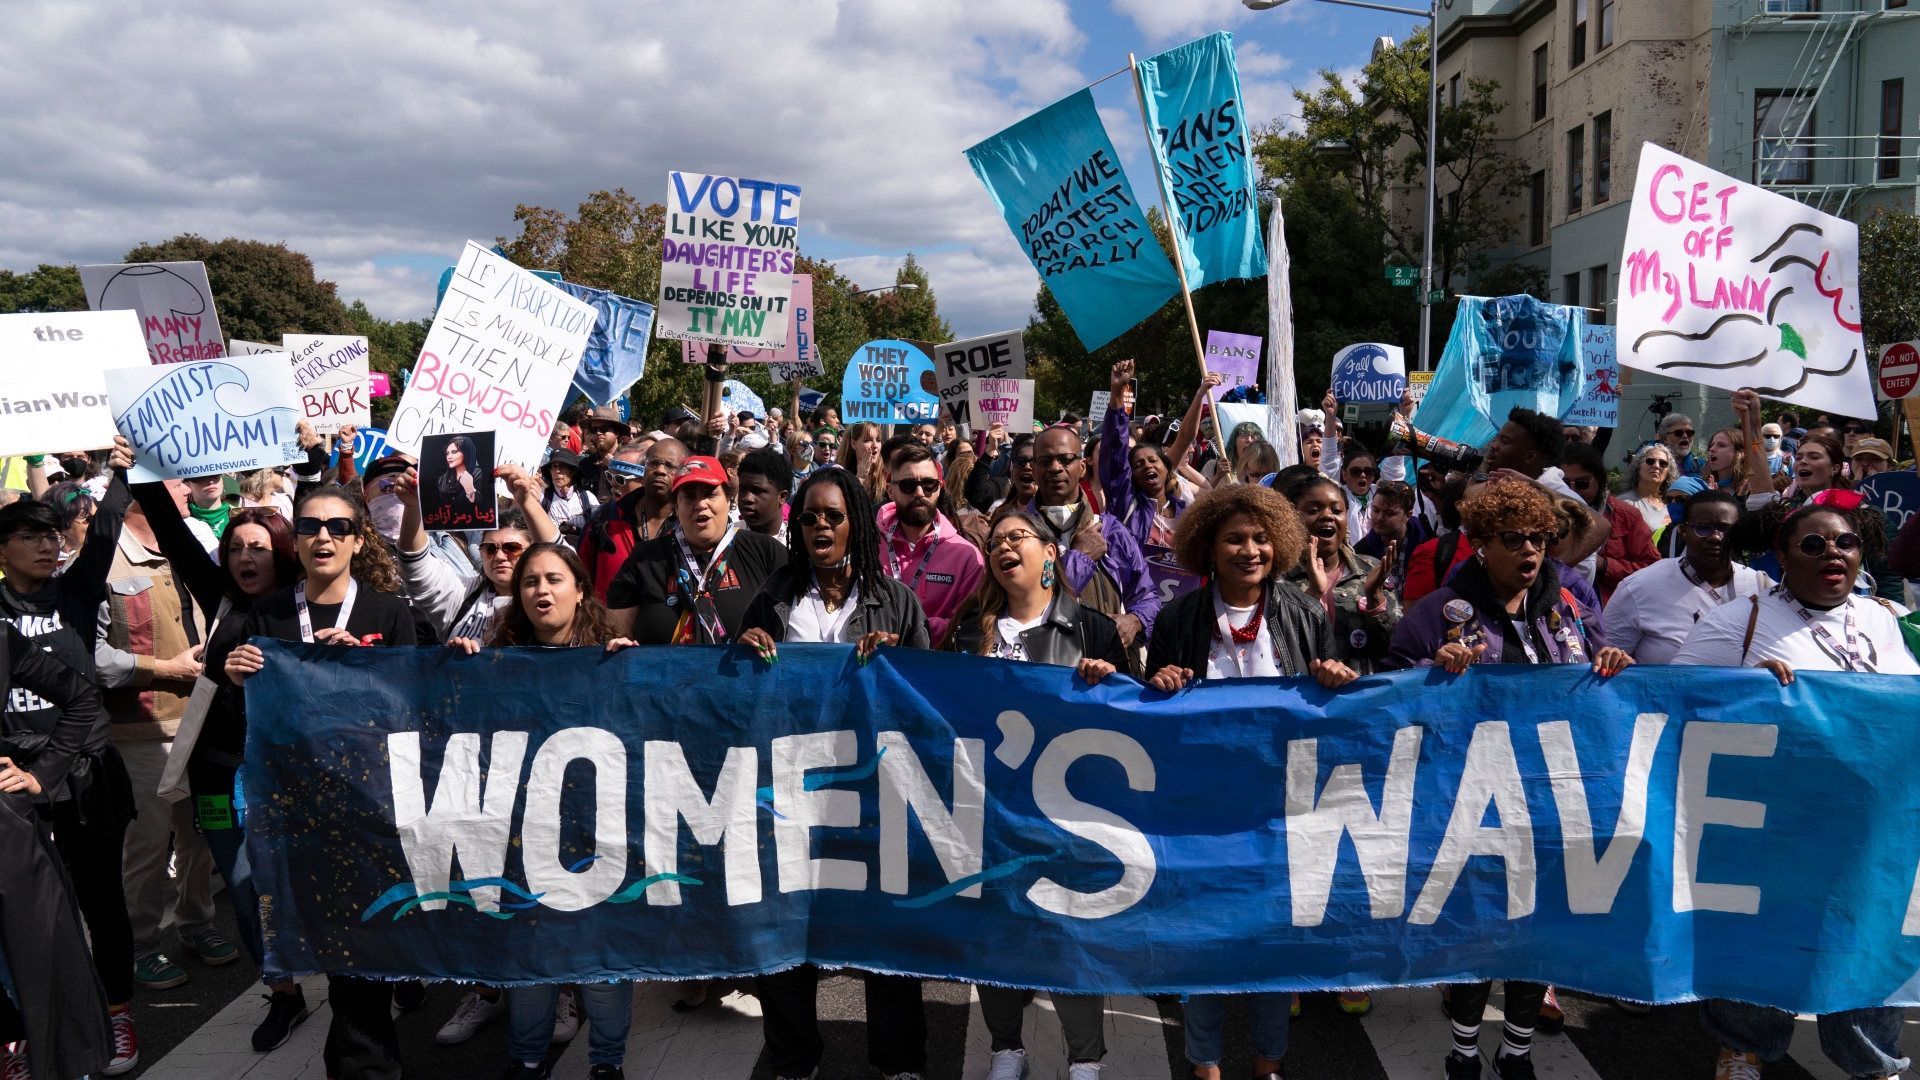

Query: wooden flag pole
1129 52 1236 485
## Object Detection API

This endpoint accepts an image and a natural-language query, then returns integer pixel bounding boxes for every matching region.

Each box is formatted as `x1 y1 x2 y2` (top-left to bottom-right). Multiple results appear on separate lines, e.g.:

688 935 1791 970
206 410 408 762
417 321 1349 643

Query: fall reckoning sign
247 643 1920 1014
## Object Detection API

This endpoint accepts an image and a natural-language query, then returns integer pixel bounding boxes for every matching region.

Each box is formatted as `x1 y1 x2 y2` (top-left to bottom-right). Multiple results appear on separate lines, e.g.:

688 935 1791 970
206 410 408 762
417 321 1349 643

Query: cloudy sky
1 0 1424 336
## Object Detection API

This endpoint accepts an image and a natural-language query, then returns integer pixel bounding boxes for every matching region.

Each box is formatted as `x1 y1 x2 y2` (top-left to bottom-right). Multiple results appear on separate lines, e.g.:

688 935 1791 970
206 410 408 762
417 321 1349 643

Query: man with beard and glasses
1605 488 1771 666
581 439 686 600
876 442 984 646
1026 426 1160 654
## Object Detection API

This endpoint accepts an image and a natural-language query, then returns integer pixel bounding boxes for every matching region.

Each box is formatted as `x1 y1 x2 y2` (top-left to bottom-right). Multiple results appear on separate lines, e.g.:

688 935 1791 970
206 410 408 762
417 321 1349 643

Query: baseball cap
662 405 700 427
669 456 728 494
1665 476 1708 500
363 454 414 485
1851 437 1894 461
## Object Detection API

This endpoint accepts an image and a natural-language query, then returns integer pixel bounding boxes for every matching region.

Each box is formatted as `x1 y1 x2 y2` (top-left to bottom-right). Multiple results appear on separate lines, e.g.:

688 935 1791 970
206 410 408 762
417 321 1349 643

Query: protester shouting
1101 360 1214 549
1282 474 1401 683
222 489 418 1080
394 461 560 645
1556 441 1659 605
838 421 888 504
0 437 143 1076
1027 426 1159 655
1604 489 1772 665
581 438 686 600
874 442 984 646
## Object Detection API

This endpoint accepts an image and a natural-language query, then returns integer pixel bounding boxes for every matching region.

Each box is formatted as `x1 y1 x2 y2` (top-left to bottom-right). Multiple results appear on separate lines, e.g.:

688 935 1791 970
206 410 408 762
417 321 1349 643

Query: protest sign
1136 32 1267 288
105 354 305 481
678 275 817 377
0 310 145 455
1204 330 1261 391
1618 142 1873 417
967 89 1180 352
1329 343 1406 404
1856 471 1920 533
80 261 226 365
969 377 1034 434
932 329 1025 427
251 646 1920 1014
1564 325 1621 428
330 426 390 474
370 372 391 397
719 379 766 420
281 334 372 434
418 431 497 530
839 339 940 423
228 339 283 356
657 172 801 349
1087 390 1111 433
1412 295 1584 447
1878 341 1920 401
1143 544 1203 606
558 283 654 407
388 242 594 471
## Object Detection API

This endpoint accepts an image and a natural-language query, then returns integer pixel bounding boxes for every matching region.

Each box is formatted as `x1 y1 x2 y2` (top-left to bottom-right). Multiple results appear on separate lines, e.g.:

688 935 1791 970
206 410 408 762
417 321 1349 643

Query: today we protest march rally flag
1135 32 1267 289
248 643 1920 1014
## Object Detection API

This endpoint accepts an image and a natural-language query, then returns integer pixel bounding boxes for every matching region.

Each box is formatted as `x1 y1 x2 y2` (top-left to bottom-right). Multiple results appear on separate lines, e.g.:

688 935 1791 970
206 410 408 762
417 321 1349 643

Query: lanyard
1679 558 1737 606
671 523 737 643
673 522 737 595
295 578 358 643
885 522 942 594
1503 614 1543 664
1782 590 1876 672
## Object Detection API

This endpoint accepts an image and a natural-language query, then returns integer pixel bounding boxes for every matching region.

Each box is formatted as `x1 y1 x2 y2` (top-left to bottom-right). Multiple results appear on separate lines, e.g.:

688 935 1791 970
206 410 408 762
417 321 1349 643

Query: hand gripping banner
245 641 1920 1013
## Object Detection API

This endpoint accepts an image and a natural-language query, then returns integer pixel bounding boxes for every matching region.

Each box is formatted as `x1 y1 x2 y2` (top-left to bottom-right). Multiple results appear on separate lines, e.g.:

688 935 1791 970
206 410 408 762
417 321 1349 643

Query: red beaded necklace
1215 592 1267 644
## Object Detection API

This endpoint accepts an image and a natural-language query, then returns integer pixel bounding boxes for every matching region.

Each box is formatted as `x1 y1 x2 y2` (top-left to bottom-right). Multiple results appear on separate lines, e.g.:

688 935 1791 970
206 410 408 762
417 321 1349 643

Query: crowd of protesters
1 361 1916 1080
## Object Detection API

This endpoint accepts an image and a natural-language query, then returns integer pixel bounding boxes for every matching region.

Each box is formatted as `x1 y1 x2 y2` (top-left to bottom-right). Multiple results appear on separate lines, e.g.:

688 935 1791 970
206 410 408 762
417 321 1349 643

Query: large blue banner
966 89 1180 352
1136 32 1267 289
558 281 655 407
246 642 1920 1013
1413 295 1586 447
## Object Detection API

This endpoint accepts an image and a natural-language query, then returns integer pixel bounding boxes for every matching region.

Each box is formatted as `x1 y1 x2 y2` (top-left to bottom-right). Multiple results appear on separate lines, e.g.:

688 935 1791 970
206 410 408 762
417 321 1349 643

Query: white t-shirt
1604 558 1774 666
1673 590 1920 674
450 591 513 643
1623 495 1670 536
1206 590 1281 678
786 583 860 644
991 612 1047 661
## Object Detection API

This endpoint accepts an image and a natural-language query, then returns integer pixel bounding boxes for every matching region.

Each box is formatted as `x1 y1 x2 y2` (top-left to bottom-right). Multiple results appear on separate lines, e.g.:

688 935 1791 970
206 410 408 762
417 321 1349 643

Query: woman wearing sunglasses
390 460 560 644
1384 480 1628 1080
1619 444 1676 536
221 489 418 1079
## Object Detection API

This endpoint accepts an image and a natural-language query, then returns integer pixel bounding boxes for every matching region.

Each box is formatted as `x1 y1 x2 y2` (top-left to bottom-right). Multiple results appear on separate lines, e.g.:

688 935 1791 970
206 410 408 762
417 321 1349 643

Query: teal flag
1412 295 1587 446
1136 33 1267 289
966 90 1180 352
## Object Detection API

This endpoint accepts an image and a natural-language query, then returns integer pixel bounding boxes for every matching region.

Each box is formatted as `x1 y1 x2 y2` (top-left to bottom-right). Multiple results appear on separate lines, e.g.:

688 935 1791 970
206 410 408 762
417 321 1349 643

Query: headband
606 457 647 479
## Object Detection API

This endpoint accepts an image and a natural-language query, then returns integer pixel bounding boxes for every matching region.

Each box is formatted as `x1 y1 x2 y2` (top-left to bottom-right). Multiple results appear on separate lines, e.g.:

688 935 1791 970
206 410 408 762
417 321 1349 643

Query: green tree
345 300 430 427
1860 208 1920 357
0 264 86 313
122 235 353 343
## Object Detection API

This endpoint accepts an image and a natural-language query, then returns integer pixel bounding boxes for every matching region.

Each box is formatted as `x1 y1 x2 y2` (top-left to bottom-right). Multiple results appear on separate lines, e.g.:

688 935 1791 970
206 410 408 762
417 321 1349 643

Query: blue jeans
508 982 633 1066
198 819 265 972
1701 999 1909 1079
1183 993 1290 1067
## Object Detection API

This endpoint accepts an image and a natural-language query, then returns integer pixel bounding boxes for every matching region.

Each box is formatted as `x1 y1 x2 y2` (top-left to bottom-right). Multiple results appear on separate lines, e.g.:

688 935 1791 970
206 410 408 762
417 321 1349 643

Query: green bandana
188 500 230 538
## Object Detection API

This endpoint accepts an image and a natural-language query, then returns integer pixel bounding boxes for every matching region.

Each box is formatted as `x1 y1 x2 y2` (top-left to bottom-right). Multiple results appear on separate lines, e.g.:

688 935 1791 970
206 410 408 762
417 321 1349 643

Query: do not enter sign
1880 340 1920 400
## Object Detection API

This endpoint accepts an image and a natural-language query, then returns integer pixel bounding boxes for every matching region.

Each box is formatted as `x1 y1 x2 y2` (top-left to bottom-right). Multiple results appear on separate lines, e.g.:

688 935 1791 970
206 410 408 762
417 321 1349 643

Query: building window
1589 265 1609 323
1530 171 1547 246
1571 0 1589 66
1594 112 1612 202
1599 0 1615 48
1568 126 1585 213
1883 80 1905 180
1565 273 1582 307
1533 47 1549 121
1756 91 1815 184
1449 73 1460 108
1765 0 1818 11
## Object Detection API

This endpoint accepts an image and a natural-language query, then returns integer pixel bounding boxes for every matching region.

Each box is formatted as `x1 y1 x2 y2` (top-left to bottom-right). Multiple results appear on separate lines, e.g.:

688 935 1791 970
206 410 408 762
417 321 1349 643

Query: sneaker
183 929 240 966
1443 1051 1481 1080
1490 1052 1535 1080
2 1041 29 1080
252 986 311 1052
498 1063 551 1080
133 952 189 990
1068 1064 1103 1080
551 989 579 1043
1338 991 1372 1016
1714 1049 1764 1080
437 990 508 1045
988 1048 1028 1080
393 980 428 1011
587 1067 626 1080
101 1006 139 1076
1535 987 1564 1035
1289 993 1300 1018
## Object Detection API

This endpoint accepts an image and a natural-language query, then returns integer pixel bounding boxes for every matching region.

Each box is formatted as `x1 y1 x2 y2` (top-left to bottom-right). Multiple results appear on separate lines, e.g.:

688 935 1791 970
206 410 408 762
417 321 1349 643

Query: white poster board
228 339 284 356
657 171 801 349
105 353 306 481
80 261 227 364
387 242 595 470
1563 325 1621 428
1087 390 1111 433
931 329 1026 427
969 377 1035 433
0 310 146 455
1617 142 1873 417
282 334 372 434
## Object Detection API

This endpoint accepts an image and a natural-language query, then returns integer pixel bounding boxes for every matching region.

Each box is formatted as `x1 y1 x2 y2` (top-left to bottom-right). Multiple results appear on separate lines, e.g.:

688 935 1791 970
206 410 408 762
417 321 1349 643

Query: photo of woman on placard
420 432 495 529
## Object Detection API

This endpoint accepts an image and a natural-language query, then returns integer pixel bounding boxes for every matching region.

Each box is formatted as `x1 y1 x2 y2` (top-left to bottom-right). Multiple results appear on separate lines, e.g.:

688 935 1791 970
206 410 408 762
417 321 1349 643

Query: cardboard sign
970 377 1034 433
1564 325 1621 428
657 171 801 349
1617 142 1873 417
80 261 226 365
1204 330 1262 390
105 353 306 481
719 379 767 420
0 310 146 455
418 431 497 531
388 242 595 471
931 329 1026 427
1329 343 1406 403
678 274 817 378
228 339 283 356
1878 341 1920 401
839 339 939 423
1087 390 1112 433
281 334 372 435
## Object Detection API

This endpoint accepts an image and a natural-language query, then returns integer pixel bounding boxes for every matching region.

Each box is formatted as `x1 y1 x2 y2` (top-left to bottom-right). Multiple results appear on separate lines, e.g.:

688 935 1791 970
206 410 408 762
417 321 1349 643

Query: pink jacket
874 502 985 647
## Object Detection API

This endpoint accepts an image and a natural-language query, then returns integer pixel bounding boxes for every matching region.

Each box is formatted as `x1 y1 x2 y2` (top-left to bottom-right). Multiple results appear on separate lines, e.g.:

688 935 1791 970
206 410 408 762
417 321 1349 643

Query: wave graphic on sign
114 360 301 476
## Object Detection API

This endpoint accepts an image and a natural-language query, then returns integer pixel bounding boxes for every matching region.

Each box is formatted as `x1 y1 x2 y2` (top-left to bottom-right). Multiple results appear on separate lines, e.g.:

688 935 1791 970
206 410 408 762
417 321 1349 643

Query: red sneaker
2 1041 32 1080
101 1006 139 1076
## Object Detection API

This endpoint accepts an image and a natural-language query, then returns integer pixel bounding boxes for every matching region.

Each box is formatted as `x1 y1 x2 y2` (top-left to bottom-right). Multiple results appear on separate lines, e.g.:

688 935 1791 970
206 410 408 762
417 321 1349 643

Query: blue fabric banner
245 641 1920 1013
1135 32 1268 289
1412 295 1586 447
966 89 1180 352
558 282 656 407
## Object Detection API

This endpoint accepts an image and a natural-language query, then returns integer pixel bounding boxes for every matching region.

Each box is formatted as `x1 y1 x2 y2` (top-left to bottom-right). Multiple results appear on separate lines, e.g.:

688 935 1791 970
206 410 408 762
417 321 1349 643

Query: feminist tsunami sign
968 90 1179 352
840 339 939 423
249 646 1920 1014
104 353 306 481
1618 142 1874 417
658 172 801 350
1136 32 1267 288
1329 343 1406 403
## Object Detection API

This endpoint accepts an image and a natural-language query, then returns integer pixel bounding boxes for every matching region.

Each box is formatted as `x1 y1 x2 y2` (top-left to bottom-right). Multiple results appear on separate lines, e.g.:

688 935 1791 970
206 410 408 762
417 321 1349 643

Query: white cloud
1108 0 1253 43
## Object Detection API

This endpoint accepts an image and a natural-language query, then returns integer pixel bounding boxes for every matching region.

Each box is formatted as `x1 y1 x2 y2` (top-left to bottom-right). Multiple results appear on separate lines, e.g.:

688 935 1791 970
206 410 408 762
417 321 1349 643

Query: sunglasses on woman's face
1565 474 1596 491
294 516 355 538
480 541 527 559
1797 532 1861 557
797 509 847 529
1495 530 1552 552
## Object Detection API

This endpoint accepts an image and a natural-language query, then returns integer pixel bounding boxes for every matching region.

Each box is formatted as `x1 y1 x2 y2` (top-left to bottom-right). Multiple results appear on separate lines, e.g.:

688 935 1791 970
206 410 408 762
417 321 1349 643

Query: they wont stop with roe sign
658 171 802 350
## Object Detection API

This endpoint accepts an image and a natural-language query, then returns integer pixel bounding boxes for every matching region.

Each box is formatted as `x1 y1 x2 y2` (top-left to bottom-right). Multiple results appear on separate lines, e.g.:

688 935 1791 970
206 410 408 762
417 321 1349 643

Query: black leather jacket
1146 579 1335 680
943 593 1128 669
740 565 931 648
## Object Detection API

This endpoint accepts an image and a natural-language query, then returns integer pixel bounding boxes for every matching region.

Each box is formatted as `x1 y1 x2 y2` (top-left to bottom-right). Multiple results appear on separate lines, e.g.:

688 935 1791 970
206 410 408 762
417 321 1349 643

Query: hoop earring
1041 559 1056 589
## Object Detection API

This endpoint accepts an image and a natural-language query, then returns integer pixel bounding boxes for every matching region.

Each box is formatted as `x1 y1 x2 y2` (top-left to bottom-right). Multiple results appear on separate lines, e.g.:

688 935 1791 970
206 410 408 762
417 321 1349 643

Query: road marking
1358 987 1601 1080
960 987 1172 1079
138 974 331 1080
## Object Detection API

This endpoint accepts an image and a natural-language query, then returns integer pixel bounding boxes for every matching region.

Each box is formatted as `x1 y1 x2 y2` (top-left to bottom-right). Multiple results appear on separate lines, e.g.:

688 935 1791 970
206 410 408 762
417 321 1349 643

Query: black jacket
741 566 932 649
943 593 1128 670
1145 579 1334 680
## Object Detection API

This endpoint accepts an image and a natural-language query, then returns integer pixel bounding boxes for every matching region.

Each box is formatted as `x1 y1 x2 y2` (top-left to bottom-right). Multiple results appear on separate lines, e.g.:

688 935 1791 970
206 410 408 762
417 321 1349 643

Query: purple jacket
1025 498 1163 635
1385 560 1606 670
1100 404 1186 551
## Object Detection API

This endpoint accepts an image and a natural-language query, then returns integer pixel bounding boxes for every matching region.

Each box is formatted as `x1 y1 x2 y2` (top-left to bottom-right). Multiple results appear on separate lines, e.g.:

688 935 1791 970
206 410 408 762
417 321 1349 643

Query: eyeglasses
480 541 528 559
1495 530 1552 552
813 440 838 451
611 472 645 487
1346 466 1380 479
1667 429 1695 440
1033 453 1081 468
1011 455 1036 470
987 530 1040 553
294 516 356 539
644 458 678 472
797 509 847 529
1565 475 1597 491
1645 460 1671 471
892 478 942 496
1842 425 1870 435
1797 532 1861 557
5 531 61 548
1687 522 1731 539
1469 472 1492 483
